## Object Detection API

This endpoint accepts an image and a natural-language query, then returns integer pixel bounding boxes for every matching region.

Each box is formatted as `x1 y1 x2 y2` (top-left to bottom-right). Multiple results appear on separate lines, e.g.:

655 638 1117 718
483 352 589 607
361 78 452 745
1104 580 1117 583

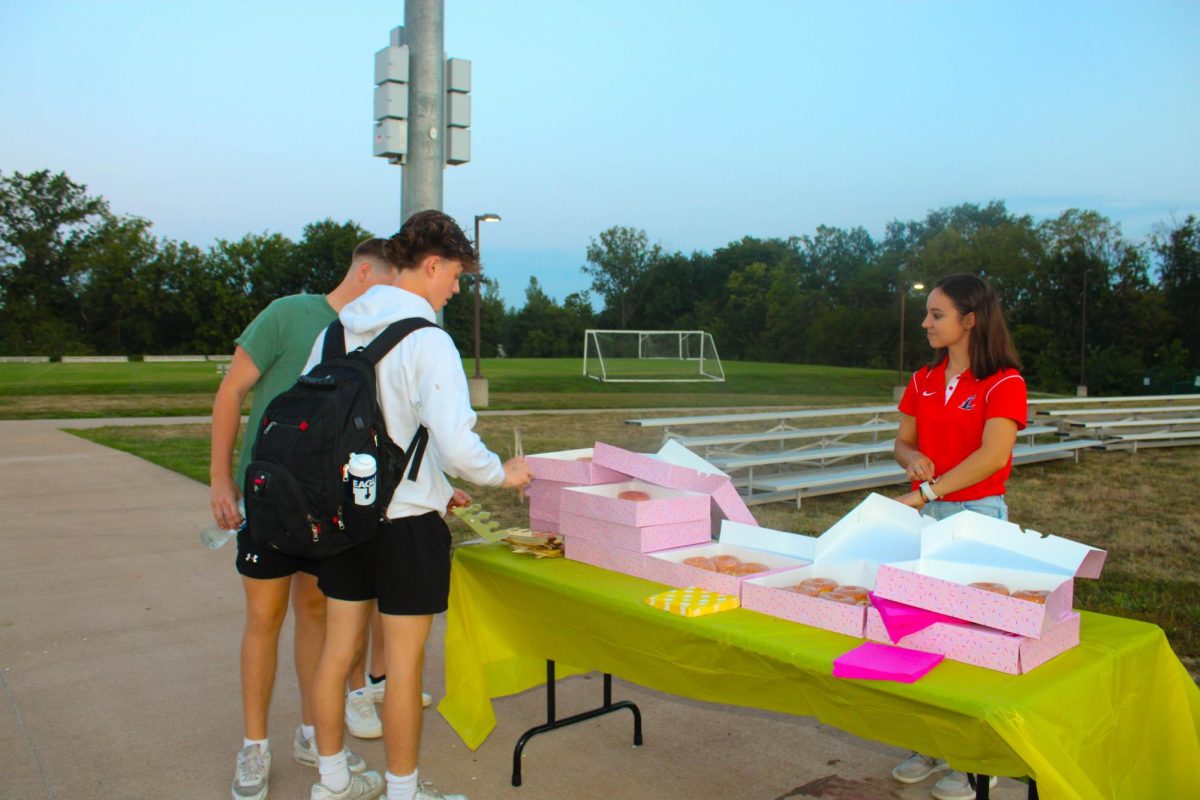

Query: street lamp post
896 281 925 398
469 213 500 406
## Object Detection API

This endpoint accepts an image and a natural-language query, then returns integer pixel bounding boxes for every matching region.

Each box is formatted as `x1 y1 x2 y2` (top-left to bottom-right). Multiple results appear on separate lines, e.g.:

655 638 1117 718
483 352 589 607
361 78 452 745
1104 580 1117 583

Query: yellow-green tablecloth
440 545 1200 800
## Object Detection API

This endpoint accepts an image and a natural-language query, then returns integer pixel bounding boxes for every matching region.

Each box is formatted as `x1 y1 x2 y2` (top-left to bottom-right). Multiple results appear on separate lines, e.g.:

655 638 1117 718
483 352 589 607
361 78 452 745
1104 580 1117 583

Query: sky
2 1 1198 307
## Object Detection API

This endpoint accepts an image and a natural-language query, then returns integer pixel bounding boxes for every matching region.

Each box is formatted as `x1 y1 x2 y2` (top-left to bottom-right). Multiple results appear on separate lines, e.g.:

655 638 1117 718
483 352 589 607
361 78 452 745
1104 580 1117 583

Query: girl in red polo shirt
895 273 1026 522
890 273 1026 800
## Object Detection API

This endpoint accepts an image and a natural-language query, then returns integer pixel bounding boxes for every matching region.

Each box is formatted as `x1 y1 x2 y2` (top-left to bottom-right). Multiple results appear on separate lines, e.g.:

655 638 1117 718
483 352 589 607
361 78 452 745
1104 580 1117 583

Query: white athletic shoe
345 690 383 739
365 674 433 708
231 743 271 800
892 752 950 784
310 770 385 800
292 727 367 773
931 771 998 800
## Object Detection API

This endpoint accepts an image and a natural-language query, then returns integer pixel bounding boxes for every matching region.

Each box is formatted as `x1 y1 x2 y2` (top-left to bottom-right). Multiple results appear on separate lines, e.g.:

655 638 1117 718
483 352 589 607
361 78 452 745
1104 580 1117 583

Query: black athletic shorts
317 511 452 616
235 527 320 580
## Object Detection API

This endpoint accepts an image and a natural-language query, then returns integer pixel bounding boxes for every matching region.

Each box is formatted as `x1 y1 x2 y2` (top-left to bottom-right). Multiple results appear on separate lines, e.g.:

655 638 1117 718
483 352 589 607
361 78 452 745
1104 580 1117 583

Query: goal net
582 329 725 383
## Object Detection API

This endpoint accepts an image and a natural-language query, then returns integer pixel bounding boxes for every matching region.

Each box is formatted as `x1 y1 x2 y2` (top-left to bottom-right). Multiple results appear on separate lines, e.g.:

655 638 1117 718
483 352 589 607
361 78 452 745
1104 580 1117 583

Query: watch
919 480 940 502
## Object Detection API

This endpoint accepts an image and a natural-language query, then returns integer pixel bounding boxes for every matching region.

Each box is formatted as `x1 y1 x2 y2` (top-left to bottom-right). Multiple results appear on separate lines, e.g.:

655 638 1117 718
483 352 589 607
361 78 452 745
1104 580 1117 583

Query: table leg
511 660 643 787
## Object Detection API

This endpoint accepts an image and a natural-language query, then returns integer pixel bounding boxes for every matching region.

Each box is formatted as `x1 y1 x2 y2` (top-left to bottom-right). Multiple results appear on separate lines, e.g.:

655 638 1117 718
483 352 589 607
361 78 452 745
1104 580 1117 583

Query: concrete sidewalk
0 420 1025 800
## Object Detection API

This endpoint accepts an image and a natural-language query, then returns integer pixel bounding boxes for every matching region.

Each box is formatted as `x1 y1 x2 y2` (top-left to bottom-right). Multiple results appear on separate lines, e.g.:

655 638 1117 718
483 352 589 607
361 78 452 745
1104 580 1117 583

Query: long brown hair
929 273 1022 378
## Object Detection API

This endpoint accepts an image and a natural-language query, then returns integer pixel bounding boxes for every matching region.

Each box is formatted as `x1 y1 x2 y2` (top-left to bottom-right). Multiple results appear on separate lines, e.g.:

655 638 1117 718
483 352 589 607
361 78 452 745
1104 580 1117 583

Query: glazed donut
617 490 651 501
682 556 715 571
1013 589 1050 604
797 578 838 594
711 555 743 574
825 590 861 605
969 582 1011 596
731 562 769 576
837 585 870 601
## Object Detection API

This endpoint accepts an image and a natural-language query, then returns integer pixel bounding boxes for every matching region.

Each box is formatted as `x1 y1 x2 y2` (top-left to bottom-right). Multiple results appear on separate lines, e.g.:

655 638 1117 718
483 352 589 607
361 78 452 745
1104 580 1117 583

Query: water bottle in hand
200 501 244 550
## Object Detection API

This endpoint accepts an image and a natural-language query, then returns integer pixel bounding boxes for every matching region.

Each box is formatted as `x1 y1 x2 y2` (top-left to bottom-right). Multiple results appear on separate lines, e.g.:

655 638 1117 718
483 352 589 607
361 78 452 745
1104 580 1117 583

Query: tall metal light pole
897 281 925 397
472 213 500 379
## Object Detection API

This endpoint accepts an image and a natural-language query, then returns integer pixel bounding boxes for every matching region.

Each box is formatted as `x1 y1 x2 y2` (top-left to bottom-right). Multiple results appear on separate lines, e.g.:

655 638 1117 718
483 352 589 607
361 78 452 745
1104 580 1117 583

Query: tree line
2 169 1197 395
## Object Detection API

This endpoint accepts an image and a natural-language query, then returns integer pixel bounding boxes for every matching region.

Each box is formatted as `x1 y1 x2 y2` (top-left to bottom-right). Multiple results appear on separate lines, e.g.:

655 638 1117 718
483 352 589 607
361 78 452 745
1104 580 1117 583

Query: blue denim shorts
920 494 1008 521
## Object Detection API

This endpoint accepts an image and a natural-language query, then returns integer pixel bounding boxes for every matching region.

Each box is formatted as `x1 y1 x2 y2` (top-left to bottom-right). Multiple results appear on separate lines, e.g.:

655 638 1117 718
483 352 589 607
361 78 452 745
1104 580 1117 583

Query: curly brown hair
384 210 479 273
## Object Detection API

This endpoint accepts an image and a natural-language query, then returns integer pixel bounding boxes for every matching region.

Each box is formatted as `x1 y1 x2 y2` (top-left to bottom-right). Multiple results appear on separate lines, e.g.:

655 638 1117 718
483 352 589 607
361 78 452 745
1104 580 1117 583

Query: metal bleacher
626 394 1198 507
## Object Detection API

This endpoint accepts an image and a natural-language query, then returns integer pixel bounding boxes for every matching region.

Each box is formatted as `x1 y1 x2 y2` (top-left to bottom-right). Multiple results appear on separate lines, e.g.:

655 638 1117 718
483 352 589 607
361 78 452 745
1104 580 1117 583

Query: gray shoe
292 728 366 773
232 743 271 800
310 770 385 800
892 752 949 784
931 771 998 800
414 782 467 800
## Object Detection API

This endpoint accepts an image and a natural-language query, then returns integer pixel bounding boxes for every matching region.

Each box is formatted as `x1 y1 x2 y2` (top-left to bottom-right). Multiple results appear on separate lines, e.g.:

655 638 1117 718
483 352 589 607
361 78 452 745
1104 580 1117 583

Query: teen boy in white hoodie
302 210 533 800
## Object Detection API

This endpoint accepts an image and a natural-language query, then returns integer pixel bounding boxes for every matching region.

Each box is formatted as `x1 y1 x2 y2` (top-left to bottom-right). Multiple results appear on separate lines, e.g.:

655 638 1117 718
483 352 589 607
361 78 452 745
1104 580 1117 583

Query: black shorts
317 511 452 616
235 527 320 580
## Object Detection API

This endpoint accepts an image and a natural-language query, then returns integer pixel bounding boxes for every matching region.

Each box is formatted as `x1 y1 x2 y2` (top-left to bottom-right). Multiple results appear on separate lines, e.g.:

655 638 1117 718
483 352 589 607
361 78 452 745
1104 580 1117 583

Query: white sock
348 687 370 700
386 768 419 800
318 749 350 792
243 737 269 753
301 723 316 741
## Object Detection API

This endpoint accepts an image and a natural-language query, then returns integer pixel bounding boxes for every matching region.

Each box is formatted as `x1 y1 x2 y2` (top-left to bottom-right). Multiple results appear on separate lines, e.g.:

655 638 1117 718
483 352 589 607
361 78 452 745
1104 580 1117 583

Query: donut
969 582 1011 596
575 456 592 462
797 578 838 594
731 562 769 576
837 585 870 601
786 583 824 596
711 555 743 574
1013 589 1050 604
824 590 861 605
617 490 651 501
682 556 715 571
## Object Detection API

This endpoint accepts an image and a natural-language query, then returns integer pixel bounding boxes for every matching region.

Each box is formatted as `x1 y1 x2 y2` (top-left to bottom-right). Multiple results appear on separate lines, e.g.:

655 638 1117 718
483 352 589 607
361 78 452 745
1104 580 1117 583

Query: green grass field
0 358 901 418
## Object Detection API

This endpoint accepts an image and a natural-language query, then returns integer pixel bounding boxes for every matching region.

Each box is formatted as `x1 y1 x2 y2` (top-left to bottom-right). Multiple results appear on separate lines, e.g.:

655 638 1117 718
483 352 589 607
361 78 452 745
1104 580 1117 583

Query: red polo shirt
898 359 1027 502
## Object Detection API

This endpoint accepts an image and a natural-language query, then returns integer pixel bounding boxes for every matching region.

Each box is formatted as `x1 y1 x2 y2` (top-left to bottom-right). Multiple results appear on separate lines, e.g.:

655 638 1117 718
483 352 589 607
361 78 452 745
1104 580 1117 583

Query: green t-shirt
234 293 337 485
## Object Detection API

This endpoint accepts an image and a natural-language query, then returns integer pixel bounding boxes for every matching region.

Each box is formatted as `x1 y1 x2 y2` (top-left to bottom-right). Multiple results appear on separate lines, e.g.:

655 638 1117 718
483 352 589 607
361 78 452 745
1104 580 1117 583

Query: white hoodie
304 284 504 518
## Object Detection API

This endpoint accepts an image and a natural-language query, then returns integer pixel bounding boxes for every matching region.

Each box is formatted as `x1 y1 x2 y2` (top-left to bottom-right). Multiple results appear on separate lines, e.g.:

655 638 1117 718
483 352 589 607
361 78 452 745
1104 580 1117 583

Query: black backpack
243 316 437 561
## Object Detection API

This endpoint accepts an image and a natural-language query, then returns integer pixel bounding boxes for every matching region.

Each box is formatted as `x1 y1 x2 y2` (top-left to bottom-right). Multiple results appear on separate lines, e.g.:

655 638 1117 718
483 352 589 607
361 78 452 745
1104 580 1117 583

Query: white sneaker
892 752 950 784
931 771 998 800
345 690 383 739
311 770 385 800
231 743 271 800
365 675 433 708
414 781 467 800
292 727 367 773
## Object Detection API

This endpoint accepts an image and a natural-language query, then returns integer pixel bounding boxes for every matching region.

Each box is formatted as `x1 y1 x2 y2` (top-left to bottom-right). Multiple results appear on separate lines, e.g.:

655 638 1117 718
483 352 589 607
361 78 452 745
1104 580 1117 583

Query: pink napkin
833 642 944 683
869 592 966 642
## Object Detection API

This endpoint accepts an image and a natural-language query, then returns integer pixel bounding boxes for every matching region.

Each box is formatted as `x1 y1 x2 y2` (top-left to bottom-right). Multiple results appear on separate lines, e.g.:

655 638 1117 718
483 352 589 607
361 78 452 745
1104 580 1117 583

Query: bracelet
919 480 940 503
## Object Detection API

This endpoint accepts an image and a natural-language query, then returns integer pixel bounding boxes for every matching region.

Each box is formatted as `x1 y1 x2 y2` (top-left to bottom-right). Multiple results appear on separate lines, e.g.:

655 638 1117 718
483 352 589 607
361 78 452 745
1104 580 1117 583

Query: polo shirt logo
959 395 977 411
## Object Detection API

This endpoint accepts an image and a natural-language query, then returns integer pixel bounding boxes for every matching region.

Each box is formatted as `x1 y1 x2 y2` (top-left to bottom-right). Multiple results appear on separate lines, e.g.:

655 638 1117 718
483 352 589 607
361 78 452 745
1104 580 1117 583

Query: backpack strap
321 319 346 361
404 426 429 481
361 318 440 364
361 317 440 483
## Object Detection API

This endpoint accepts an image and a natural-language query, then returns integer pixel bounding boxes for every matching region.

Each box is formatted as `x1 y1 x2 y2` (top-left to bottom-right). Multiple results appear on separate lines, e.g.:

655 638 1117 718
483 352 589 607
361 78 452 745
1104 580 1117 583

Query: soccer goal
582 329 725 383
